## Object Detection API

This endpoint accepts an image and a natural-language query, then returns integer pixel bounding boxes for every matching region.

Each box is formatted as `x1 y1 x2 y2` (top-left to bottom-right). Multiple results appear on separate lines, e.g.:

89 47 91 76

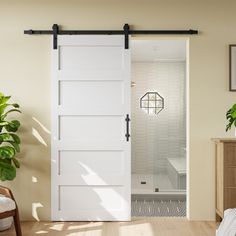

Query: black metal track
24 29 198 35
24 24 198 49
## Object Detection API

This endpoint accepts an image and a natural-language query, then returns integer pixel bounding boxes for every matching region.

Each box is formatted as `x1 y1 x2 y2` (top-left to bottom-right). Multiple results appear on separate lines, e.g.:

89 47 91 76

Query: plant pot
0 217 13 231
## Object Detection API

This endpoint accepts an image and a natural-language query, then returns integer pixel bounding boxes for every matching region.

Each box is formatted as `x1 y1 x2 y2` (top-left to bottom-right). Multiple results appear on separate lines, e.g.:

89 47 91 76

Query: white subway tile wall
131 62 186 176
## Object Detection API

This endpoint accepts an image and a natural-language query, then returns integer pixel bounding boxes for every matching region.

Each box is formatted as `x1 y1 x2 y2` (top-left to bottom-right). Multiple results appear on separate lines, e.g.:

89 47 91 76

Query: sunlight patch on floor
120 222 153 236
66 229 102 236
67 222 103 230
35 230 48 234
49 223 65 231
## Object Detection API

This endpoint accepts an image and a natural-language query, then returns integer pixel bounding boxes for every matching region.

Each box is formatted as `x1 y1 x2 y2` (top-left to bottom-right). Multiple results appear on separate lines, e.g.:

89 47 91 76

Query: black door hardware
24 24 198 50
125 114 130 141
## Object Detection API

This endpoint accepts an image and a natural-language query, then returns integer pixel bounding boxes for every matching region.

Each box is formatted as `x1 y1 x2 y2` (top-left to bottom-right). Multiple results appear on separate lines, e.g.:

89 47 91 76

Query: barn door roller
123 24 129 49
52 24 59 50
24 23 198 50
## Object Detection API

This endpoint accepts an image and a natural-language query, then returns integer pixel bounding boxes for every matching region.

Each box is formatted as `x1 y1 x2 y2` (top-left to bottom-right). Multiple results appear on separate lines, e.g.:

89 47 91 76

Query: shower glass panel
152 61 186 192
131 39 186 194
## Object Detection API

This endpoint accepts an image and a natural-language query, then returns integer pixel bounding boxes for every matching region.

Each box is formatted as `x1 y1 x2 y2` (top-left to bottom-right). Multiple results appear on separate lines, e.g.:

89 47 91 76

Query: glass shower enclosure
131 39 187 195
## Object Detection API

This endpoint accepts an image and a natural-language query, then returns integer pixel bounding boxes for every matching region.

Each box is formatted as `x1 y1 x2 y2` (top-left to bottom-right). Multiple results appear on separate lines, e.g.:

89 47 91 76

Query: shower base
132 174 184 194
131 174 186 216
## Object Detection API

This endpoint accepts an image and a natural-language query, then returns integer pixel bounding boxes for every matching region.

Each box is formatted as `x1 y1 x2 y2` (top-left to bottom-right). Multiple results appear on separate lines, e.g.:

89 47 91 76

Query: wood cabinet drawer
224 143 236 166
225 167 236 187
224 188 236 209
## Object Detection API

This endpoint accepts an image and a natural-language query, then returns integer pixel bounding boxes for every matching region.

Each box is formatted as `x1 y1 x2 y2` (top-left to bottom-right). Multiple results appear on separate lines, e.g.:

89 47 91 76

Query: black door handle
125 114 130 141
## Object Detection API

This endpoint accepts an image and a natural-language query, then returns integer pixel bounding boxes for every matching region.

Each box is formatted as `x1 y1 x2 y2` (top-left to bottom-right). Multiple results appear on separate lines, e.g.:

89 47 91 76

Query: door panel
59 151 125 175
51 35 130 221
59 46 124 70
59 116 124 141
59 81 124 108
59 186 128 220
60 186 125 210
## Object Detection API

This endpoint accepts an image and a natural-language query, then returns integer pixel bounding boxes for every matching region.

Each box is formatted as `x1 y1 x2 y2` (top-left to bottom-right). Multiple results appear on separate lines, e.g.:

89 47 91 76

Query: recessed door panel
59 46 124 70
59 116 123 141
59 81 124 109
59 150 125 176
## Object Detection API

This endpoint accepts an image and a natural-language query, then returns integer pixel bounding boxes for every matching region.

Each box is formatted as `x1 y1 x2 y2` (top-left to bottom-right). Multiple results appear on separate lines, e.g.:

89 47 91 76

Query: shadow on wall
5 111 51 221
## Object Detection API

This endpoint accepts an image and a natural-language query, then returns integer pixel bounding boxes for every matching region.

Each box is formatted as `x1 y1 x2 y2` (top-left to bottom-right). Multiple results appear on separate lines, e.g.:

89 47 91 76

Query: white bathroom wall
131 62 186 175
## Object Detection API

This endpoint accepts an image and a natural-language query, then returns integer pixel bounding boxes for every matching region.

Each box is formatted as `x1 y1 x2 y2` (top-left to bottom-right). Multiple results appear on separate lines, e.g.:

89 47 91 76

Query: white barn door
51 35 131 221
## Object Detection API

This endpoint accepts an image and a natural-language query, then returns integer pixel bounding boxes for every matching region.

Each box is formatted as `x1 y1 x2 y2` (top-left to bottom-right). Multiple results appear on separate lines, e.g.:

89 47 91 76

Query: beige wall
0 0 235 221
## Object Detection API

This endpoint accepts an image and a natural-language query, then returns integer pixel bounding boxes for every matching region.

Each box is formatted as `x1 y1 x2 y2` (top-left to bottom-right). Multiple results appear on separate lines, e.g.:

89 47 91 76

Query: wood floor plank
0 218 218 236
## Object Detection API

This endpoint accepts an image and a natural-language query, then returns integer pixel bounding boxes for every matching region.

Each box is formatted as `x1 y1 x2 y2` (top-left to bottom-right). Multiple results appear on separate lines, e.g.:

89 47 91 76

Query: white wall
131 62 186 175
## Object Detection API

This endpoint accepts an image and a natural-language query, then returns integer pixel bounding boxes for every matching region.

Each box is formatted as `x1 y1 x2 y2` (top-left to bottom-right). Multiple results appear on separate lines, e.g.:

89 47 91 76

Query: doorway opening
130 38 188 217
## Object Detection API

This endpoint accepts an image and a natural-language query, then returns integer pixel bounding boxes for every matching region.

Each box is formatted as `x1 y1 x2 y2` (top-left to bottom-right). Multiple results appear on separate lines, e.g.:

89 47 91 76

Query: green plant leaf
0 161 16 181
5 120 21 132
0 93 4 100
0 133 20 145
0 94 21 181
0 133 14 142
226 104 236 132
1 109 21 120
0 96 11 105
231 110 236 119
10 133 21 144
11 120 20 128
226 123 232 131
9 142 20 152
0 121 9 126
0 104 8 115
1 158 11 165
0 146 15 159
232 104 236 111
12 158 20 168
0 103 20 117
11 103 20 108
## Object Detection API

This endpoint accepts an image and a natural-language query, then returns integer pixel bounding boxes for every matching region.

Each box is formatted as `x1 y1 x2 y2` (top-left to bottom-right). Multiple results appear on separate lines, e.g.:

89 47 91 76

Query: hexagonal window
140 92 164 115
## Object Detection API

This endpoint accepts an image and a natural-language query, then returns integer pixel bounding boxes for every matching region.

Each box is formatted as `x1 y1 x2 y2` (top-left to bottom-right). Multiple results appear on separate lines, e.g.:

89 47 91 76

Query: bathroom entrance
51 33 189 221
130 38 188 217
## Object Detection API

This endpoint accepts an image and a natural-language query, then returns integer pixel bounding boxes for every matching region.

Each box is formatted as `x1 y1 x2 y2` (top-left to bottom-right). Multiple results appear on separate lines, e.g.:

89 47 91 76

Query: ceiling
131 39 186 62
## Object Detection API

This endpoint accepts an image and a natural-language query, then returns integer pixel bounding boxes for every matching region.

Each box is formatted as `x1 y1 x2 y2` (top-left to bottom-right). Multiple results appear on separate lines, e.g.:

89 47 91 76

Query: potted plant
226 103 236 137
0 92 21 231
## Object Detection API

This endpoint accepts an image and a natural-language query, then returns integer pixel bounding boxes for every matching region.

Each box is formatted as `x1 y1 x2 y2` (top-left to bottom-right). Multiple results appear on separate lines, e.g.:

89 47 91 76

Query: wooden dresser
212 138 236 221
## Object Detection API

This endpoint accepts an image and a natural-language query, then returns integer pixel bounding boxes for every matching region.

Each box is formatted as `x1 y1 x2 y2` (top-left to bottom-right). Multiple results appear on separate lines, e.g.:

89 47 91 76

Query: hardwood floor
0 218 218 236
